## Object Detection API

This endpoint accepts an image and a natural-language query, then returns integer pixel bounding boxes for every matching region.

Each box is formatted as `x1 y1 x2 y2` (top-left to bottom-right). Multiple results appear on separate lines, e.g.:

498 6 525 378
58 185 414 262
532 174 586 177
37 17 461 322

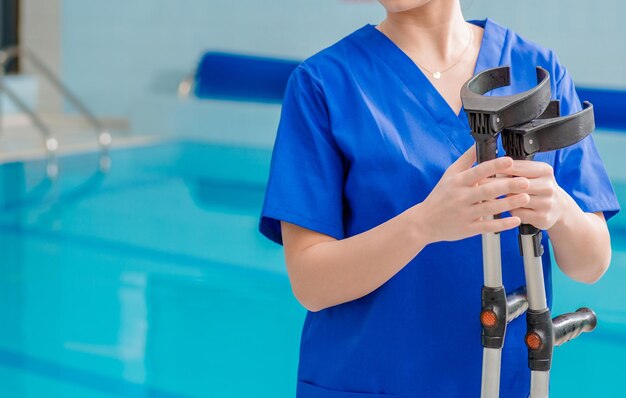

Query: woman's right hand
414 144 531 243
281 144 532 311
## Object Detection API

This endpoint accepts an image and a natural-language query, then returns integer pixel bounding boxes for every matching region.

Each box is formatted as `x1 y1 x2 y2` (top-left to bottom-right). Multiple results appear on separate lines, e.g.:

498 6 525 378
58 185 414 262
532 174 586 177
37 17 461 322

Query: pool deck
0 113 155 164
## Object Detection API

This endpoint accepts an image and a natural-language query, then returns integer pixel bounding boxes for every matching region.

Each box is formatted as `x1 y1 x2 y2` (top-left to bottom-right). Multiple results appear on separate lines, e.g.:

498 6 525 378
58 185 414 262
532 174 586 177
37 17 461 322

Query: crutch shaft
518 226 547 311
481 348 502 398
530 370 550 398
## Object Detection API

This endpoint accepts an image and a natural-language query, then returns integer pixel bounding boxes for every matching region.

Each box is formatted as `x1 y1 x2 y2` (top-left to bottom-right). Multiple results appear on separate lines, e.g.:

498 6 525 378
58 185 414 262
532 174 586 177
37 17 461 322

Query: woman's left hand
505 160 567 230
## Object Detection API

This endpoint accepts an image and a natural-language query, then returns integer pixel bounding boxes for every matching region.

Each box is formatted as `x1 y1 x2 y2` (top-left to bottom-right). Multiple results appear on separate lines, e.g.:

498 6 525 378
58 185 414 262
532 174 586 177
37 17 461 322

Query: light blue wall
60 1 625 118
61 0 384 117
464 0 626 90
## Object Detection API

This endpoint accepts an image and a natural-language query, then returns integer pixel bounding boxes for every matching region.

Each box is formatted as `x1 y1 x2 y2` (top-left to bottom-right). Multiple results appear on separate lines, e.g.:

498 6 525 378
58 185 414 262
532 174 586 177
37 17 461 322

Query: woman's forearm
281 204 430 312
282 149 528 312
548 187 612 283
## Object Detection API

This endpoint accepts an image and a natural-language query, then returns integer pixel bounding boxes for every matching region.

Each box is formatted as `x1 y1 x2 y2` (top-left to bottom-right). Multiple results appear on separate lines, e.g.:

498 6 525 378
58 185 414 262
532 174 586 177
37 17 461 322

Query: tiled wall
29 1 625 118
60 0 384 116
464 0 626 90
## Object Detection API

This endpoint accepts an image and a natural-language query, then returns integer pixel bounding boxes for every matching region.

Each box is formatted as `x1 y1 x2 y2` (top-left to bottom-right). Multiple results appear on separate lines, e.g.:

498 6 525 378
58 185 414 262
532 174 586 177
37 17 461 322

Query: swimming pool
0 139 623 397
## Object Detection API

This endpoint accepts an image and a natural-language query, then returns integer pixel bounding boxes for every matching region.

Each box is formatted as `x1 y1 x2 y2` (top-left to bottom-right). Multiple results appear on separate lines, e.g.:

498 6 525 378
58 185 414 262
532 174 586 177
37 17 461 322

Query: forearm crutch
501 100 598 398
461 66 552 398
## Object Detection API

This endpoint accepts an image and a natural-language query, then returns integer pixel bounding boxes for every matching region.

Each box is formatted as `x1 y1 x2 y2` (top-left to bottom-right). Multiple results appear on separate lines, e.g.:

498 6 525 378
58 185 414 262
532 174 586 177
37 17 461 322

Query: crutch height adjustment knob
524 331 543 351
480 310 498 329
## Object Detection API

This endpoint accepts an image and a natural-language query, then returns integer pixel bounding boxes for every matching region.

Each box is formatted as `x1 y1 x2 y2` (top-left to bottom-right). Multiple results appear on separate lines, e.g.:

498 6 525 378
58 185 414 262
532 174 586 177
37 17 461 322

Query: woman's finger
518 195 551 211
460 157 514 185
508 160 553 178
523 177 554 196
510 208 541 227
470 216 522 235
472 177 529 202
474 193 530 218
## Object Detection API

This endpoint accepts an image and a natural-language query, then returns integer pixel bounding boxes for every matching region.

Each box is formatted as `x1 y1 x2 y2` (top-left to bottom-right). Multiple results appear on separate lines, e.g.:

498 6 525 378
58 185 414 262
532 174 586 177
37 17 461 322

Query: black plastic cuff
481 286 507 349
526 309 554 371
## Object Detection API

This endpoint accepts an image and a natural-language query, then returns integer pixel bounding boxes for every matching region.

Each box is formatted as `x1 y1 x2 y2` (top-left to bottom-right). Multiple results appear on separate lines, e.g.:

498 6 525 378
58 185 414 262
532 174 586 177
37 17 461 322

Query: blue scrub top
259 18 621 398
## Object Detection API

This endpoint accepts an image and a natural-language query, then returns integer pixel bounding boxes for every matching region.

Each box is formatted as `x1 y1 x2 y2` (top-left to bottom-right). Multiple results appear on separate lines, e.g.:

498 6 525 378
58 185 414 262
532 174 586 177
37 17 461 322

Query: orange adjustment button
525 332 543 350
480 310 498 328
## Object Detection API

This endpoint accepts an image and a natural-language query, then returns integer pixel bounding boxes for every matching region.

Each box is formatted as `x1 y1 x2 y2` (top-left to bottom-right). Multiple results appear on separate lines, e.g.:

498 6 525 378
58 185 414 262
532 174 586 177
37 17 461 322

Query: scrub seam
292 64 345 157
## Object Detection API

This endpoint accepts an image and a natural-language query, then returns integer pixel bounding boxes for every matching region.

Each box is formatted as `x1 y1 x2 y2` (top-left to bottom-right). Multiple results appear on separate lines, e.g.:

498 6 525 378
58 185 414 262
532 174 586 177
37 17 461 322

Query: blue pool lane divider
576 87 626 131
191 51 626 131
193 52 299 103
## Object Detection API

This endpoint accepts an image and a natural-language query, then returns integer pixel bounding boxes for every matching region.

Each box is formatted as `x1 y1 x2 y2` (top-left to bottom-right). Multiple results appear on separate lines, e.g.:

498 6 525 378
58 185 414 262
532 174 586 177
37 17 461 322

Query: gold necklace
379 22 473 80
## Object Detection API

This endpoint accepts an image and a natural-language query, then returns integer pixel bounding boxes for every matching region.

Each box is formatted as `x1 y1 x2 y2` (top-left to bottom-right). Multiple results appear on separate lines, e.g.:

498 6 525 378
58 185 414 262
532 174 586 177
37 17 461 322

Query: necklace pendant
433 71 441 79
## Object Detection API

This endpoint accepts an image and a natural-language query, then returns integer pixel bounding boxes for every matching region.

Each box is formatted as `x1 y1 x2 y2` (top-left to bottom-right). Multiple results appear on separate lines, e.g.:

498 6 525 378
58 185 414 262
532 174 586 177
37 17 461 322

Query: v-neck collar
350 18 507 153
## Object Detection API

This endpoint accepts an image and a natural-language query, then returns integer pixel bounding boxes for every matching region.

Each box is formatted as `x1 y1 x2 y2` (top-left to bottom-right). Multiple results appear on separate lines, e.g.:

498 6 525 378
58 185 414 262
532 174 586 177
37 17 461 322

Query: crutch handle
553 307 597 347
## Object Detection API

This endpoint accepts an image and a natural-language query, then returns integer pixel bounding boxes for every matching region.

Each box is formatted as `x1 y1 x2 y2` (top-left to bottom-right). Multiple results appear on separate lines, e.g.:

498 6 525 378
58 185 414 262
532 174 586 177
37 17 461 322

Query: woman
259 1 620 396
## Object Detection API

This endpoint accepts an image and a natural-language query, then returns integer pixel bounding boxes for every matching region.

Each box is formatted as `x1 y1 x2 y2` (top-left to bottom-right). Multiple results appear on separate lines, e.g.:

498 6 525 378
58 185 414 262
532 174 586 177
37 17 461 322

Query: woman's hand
506 160 566 230
414 145 531 243
503 159 612 283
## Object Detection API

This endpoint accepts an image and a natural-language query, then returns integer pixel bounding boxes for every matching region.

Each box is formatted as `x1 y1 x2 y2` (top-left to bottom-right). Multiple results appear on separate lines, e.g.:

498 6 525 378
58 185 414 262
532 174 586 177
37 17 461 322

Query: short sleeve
552 62 621 221
258 65 345 245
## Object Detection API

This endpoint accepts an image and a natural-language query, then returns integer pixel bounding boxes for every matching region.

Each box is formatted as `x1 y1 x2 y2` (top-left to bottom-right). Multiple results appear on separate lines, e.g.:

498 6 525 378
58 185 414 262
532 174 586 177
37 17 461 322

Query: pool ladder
0 46 111 178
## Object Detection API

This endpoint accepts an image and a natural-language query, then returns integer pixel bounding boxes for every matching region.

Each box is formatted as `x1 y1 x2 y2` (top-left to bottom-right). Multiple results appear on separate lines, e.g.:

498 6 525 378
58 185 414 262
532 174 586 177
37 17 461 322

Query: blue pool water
0 140 624 397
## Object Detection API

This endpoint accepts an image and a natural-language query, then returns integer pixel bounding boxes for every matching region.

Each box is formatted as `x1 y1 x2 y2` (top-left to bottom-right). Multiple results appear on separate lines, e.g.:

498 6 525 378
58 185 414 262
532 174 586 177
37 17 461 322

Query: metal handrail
0 46 111 178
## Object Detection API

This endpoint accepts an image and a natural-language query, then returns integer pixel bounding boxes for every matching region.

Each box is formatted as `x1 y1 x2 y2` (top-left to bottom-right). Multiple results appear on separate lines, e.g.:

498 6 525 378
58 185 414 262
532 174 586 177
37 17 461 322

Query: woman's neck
378 1 470 65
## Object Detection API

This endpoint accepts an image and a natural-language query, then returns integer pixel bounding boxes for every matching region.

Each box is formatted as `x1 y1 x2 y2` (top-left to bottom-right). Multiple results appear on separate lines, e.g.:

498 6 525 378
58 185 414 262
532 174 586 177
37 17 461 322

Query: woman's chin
378 0 435 14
